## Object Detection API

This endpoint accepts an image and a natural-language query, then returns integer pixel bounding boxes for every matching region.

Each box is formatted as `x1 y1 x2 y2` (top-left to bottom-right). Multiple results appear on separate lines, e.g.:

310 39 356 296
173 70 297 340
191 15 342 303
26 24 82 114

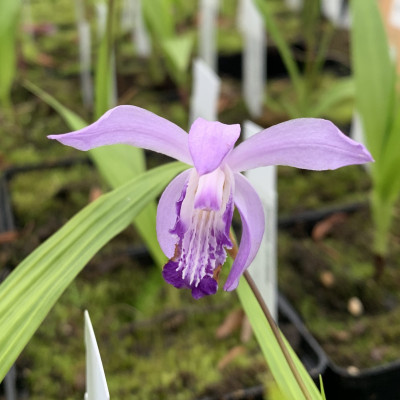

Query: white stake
321 0 350 29
242 0 266 118
199 0 219 71
244 121 278 321
78 20 94 108
74 0 93 108
84 311 109 400
121 0 135 31
189 58 220 125
132 0 151 57
285 0 303 12
390 0 400 29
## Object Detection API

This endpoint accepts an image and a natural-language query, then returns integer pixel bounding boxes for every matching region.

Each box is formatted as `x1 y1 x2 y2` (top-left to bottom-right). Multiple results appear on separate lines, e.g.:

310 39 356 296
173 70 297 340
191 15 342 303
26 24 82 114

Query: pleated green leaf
0 162 187 382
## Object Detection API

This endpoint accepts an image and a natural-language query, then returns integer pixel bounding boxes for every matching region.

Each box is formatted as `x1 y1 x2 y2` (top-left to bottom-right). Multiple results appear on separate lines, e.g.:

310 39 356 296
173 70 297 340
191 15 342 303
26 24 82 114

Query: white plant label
95 3 107 40
285 0 302 12
74 0 93 107
242 0 265 118
78 20 93 108
321 0 350 29
84 311 109 400
390 0 400 29
189 58 220 125
321 0 341 25
244 121 278 321
121 0 135 31
132 0 151 57
199 0 219 71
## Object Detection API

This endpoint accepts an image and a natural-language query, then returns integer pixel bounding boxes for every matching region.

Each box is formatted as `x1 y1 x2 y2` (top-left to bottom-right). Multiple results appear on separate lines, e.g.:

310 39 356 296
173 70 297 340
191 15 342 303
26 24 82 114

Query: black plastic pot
281 293 400 400
276 204 400 400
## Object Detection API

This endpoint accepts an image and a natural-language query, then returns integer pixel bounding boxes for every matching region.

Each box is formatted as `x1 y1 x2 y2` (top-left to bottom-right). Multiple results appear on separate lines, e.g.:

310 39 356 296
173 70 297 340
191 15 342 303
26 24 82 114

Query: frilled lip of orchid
48 105 374 298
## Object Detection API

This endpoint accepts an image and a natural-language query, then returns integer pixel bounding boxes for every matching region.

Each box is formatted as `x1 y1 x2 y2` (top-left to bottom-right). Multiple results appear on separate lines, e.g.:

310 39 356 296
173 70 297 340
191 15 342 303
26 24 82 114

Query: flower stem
228 233 312 400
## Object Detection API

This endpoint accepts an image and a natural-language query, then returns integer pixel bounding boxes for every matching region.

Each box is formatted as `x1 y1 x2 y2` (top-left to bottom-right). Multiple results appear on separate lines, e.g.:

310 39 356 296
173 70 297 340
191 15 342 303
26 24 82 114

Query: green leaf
351 0 400 256
160 33 195 87
24 81 167 266
351 0 396 163
236 273 322 400
311 77 355 118
0 0 22 107
94 0 115 120
23 81 87 130
142 0 174 39
253 0 304 103
319 376 326 400
0 162 187 381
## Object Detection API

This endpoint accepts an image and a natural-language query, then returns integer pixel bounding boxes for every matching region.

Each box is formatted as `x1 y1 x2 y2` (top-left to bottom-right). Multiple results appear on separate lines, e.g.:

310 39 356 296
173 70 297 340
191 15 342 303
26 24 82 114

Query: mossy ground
278 187 400 370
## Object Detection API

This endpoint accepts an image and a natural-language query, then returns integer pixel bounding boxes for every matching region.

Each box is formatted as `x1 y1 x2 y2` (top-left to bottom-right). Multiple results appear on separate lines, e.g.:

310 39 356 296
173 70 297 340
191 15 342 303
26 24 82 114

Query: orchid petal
188 117 240 175
156 168 192 258
224 173 265 292
226 118 373 172
48 105 192 164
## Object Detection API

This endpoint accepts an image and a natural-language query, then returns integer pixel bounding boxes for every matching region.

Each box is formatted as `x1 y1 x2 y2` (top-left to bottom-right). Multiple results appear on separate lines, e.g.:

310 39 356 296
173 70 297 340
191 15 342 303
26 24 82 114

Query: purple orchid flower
48 106 373 299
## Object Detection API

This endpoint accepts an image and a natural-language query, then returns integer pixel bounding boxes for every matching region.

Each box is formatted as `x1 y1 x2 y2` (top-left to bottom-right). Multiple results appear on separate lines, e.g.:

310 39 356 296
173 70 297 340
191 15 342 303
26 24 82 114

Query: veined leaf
160 33 195 86
351 0 396 163
0 162 187 381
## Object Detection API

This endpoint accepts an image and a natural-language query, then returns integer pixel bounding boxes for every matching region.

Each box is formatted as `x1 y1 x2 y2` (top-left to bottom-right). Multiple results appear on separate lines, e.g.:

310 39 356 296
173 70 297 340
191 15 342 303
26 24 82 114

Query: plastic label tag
390 0 400 29
84 311 109 400
189 58 221 125
244 121 278 321
242 0 266 118
199 0 219 71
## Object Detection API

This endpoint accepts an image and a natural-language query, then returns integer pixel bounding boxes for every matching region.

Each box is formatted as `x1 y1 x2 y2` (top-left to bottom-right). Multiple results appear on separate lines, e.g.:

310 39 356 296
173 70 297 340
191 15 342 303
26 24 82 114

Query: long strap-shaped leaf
237 274 323 400
0 162 187 382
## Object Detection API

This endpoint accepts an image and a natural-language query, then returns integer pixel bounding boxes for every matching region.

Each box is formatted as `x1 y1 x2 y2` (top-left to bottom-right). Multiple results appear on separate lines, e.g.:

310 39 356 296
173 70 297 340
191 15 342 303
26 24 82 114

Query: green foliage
0 162 187 382
160 33 195 86
142 0 195 89
253 0 353 119
351 0 400 255
0 0 22 108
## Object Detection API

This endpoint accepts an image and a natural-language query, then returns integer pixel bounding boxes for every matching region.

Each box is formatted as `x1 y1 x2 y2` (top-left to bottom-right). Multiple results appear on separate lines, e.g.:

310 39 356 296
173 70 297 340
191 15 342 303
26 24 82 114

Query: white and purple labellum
162 167 234 299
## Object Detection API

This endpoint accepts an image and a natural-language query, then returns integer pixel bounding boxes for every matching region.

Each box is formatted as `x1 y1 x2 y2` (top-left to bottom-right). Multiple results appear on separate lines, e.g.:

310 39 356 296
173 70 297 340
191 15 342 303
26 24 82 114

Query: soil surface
279 193 400 370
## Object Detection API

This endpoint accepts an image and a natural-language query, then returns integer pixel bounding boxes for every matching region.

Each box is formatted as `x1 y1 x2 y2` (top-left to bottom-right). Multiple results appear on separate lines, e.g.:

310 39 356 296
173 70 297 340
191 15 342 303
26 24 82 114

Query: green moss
20 259 267 399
